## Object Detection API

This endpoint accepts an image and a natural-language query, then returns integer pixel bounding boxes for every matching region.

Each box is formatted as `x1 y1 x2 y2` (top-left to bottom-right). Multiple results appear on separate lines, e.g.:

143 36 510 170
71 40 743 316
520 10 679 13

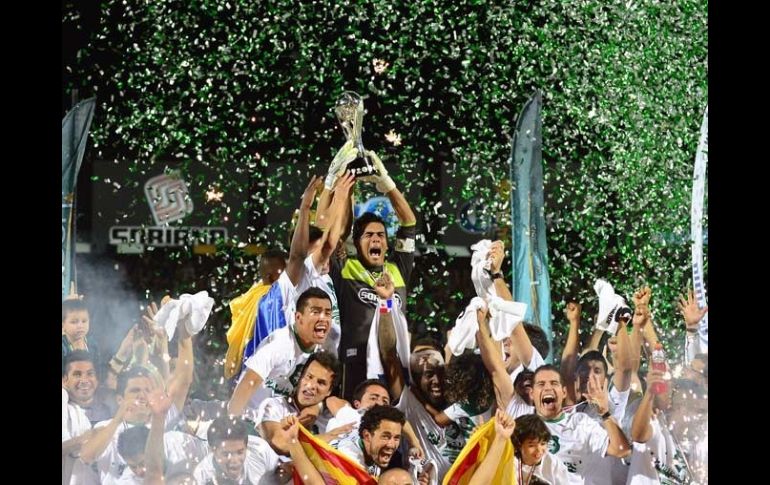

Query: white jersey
100 430 207 485
505 392 535 418
296 255 341 353
111 467 142 485
337 437 383 478
627 415 690 485
607 385 632 422
194 435 281 485
93 405 206 484
326 405 365 448
571 386 633 485
509 348 546 385
514 453 570 485
63 389 92 441
505 348 544 418
241 325 319 417
62 389 100 485
620 393 643 437
543 409 610 485
442 402 492 441
259 396 332 436
395 388 465 481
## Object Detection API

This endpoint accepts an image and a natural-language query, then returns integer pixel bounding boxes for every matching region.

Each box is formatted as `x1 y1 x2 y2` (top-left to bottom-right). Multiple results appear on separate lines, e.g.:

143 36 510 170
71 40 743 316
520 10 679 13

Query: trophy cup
334 91 378 179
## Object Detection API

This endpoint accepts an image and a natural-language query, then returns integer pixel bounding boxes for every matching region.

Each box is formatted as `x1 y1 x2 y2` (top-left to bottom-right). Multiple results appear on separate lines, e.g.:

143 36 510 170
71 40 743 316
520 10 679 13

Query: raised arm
144 391 174 485
475 307 514 409
312 172 355 270
635 286 661 354
80 399 129 464
276 416 326 485
375 271 406 401
612 314 634 392
386 187 416 226
286 175 322 285
228 369 264 416
630 368 664 444
167 321 194 411
141 302 171 385
641 314 659 355
629 306 646 375
630 286 654 359
366 150 416 226
340 189 355 243
586 328 605 352
488 240 514 300
403 421 425 460
583 373 631 458
488 240 535 367
315 188 334 230
677 286 708 366
467 409 515 485
106 326 139 387
561 301 582 405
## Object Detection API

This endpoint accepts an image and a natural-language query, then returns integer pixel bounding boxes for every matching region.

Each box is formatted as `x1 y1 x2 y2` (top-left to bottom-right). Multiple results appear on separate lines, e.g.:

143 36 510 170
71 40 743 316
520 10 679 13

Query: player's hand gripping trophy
324 91 396 194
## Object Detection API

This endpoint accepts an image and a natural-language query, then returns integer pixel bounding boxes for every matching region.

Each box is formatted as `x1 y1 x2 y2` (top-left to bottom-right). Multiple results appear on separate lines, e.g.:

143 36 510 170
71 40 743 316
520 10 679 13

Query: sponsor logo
354 196 399 237
109 172 229 248
548 435 560 454
144 172 194 225
458 198 491 234
357 288 403 308
109 226 227 247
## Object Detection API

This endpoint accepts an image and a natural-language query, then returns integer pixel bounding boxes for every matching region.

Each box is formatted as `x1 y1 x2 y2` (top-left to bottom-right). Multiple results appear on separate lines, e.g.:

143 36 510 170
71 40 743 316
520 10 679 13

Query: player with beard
270 416 424 485
324 379 425 461
337 405 405 478
379 329 459 481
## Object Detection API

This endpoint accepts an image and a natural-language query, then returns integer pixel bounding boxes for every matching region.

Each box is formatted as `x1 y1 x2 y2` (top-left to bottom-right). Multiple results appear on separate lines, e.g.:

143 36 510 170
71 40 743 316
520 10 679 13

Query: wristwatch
600 410 612 420
490 272 503 280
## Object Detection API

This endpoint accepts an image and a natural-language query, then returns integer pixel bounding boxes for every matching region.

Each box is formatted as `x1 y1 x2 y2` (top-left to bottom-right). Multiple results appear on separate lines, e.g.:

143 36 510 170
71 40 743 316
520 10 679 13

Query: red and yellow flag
292 425 377 485
442 418 516 485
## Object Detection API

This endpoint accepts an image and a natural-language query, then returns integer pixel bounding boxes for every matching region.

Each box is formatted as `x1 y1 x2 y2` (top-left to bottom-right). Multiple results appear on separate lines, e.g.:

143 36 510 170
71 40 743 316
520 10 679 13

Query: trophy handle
352 100 366 154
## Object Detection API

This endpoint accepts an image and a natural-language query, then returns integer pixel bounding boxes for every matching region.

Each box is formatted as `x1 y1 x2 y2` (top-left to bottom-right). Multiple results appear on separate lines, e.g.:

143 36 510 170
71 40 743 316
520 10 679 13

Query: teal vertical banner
509 90 553 361
62 97 96 299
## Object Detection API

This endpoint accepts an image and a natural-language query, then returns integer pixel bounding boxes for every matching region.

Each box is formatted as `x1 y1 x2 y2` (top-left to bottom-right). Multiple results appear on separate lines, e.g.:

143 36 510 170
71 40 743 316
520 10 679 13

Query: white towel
448 296 528 356
155 291 215 341
447 297 487 356
593 279 626 335
470 240 495 300
488 296 528 341
366 302 411 380
470 239 529 338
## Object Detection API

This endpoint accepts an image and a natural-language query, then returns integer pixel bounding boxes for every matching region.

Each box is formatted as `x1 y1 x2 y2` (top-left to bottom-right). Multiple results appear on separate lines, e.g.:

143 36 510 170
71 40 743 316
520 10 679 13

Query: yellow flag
442 418 516 485
224 281 271 378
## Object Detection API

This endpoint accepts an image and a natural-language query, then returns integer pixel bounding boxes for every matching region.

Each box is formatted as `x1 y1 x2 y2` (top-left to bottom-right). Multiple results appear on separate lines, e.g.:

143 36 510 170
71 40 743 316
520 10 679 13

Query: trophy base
347 155 378 179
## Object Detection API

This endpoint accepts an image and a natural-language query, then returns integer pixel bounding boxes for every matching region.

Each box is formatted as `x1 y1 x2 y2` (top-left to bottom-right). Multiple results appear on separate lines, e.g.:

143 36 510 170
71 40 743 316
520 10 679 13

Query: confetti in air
206 187 224 203
385 129 402 146
63 0 706 391
372 58 390 74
